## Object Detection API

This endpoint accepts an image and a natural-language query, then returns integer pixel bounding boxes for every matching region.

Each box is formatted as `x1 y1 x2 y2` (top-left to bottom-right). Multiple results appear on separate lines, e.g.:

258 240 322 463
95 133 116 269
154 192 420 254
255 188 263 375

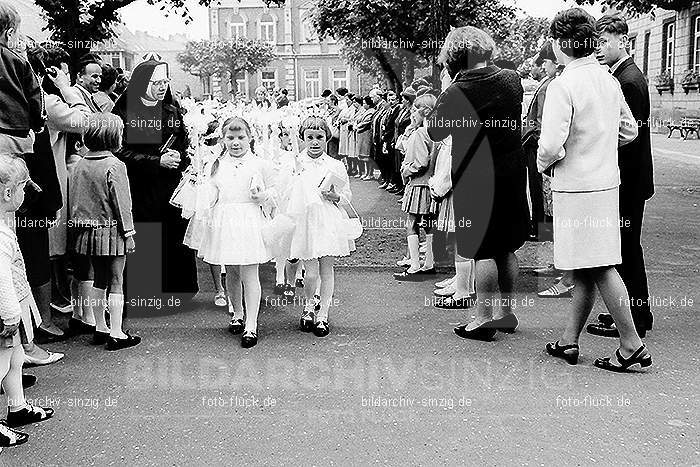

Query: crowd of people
0 0 656 450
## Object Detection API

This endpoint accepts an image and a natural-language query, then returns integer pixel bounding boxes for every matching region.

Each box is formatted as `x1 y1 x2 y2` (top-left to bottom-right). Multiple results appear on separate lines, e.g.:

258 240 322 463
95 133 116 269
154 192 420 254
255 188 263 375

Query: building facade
626 2 700 130
208 0 374 100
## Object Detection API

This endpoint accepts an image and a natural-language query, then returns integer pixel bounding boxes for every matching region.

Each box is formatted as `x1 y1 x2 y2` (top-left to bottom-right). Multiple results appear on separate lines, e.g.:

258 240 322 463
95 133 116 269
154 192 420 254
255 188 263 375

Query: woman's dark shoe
6 404 54 428
274 284 285 295
35 326 68 343
545 341 580 365
492 314 519 333
241 331 258 348
91 331 110 345
295 278 304 288
105 332 141 351
300 309 315 332
453 323 497 341
283 284 295 298
314 321 330 337
597 313 614 327
68 318 96 336
435 295 477 309
0 421 28 447
393 269 425 281
228 318 244 335
593 345 652 373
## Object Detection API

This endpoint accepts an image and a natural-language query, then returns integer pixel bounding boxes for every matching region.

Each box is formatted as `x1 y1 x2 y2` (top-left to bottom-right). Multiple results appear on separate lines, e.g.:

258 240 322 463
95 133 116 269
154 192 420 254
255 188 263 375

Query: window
300 9 317 42
229 14 246 40
259 14 276 44
628 36 636 62
662 20 675 76
693 16 700 72
643 31 651 76
332 70 347 90
304 69 321 98
234 72 248 97
100 52 122 69
261 70 276 91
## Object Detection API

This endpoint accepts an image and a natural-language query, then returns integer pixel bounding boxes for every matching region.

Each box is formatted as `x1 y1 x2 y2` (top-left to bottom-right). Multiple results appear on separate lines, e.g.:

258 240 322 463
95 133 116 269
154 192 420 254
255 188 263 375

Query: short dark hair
328 94 338 105
78 53 102 75
84 114 123 152
321 89 332 98
44 46 70 70
550 8 597 59
336 87 348 96
363 96 374 107
353 95 363 105
99 64 119 92
596 15 629 36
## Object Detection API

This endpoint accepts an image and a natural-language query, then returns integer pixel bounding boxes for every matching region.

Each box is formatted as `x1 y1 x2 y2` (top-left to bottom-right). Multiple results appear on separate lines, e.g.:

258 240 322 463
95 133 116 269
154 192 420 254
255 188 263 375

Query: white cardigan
537 56 638 193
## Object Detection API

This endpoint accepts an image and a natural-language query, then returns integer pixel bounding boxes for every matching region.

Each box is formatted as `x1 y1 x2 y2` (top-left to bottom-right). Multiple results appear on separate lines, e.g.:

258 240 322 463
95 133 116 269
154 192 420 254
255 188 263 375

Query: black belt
0 128 30 138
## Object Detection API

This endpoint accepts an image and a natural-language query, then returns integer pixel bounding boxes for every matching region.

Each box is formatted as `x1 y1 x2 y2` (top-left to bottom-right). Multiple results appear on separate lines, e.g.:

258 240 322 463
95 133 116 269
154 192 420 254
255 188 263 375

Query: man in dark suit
589 15 655 338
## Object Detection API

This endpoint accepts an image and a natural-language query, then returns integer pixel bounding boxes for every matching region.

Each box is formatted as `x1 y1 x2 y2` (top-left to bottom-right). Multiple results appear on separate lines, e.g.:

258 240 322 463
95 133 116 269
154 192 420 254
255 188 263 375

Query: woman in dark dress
427 26 530 340
113 59 198 309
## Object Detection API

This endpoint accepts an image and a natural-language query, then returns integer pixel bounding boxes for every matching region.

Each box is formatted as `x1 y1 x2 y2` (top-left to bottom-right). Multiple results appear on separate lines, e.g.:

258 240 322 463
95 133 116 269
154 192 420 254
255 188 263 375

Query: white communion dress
196 152 275 266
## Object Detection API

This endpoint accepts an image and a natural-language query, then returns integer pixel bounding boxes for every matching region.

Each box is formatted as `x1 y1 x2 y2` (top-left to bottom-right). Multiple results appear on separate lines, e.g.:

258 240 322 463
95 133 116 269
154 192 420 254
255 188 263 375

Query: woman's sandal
545 341 580 365
228 318 244 335
593 345 652 373
0 421 28 447
6 404 54 428
453 323 497 341
314 321 330 338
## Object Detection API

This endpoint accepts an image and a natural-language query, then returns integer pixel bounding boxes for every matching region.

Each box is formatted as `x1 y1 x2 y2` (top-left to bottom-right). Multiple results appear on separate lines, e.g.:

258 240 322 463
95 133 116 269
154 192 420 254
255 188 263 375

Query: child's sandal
6 404 54 428
314 321 330 338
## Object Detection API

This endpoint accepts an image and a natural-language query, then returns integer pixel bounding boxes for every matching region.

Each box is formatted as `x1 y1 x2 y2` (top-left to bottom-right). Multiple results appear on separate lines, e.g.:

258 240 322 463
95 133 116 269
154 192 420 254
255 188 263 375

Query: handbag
337 201 363 240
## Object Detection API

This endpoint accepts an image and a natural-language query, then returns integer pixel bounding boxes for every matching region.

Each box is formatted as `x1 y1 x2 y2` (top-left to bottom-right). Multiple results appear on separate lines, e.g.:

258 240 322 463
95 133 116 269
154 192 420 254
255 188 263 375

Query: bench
667 117 700 139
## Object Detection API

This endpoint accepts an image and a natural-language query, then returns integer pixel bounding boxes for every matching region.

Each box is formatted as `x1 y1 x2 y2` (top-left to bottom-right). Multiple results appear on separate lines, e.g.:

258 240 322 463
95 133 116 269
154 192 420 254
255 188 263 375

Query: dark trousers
524 140 544 237
616 194 652 330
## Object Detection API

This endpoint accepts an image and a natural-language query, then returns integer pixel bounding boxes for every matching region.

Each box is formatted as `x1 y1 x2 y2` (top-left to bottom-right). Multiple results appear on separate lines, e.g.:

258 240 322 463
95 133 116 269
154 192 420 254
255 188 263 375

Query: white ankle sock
454 260 472 298
70 279 81 319
275 258 285 284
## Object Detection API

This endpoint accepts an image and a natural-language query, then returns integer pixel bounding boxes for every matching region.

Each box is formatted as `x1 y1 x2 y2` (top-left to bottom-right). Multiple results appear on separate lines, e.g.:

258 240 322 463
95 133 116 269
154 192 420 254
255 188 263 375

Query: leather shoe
105 332 141 351
597 313 614 327
586 322 647 339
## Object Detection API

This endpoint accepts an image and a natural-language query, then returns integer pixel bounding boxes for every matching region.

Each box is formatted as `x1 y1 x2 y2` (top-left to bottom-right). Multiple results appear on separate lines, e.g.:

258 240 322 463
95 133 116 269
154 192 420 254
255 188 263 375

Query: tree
498 16 550 68
573 0 694 15
313 0 517 90
34 0 220 65
177 39 276 94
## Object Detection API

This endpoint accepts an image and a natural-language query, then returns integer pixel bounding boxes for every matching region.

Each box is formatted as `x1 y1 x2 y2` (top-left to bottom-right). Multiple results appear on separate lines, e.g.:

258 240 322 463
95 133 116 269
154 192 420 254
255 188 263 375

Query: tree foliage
313 0 517 90
498 16 551 68
573 0 695 15
177 39 276 89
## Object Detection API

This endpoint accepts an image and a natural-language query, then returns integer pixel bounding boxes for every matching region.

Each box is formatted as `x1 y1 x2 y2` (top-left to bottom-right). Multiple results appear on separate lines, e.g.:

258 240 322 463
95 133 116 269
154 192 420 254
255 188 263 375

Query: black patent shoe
241 331 258 348
545 341 579 365
314 320 330 337
300 309 315 332
274 284 285 295
597 313 614 327
0 421 28 447
283 284 295 298
453 323 497 341
393 269 424 281
228 318 244 335
491 314 519 333
105 332 141 351
6 404 54 428
435 295 477 309
68 318 96 336
91 331 110 345
593 345 652 373
295 278 304 288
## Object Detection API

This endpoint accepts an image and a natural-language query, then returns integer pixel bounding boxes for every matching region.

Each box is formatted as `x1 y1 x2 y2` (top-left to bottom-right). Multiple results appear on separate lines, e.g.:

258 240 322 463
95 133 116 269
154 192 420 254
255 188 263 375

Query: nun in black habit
113 59 198 307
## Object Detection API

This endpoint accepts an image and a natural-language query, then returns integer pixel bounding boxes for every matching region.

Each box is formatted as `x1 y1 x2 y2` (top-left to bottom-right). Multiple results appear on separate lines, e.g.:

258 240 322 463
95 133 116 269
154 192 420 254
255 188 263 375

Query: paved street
3 134 698 466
